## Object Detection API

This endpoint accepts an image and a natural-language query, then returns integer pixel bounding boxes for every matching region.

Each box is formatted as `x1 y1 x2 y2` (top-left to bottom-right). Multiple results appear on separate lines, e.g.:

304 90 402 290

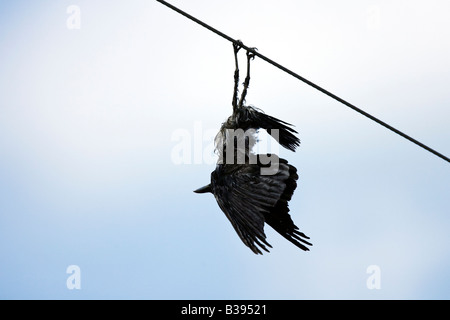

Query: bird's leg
232 40 243 113
238 48 257 109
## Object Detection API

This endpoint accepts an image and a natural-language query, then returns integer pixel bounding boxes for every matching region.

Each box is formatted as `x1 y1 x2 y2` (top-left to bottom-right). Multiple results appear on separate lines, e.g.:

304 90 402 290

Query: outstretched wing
212 164 276 254
211 157 311 254
262 161 312 251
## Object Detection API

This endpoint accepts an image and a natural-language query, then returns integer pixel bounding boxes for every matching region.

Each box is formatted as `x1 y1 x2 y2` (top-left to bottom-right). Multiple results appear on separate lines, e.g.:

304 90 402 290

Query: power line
156 0 450 164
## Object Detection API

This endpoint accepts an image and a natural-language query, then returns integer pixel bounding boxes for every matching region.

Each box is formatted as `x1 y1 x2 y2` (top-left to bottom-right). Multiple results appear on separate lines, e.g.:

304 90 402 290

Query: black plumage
221 41 300 153
194 41 311 254
195 156 311 254
219 105 300 153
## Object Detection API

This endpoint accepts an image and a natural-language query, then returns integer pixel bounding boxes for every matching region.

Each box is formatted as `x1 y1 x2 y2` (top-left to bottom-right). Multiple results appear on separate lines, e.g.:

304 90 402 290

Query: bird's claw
247 47 258 60
233 40 244 54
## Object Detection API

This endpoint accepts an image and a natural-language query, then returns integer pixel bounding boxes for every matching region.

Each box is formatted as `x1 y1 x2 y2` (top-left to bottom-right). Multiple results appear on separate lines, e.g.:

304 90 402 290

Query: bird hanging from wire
194 41 311 254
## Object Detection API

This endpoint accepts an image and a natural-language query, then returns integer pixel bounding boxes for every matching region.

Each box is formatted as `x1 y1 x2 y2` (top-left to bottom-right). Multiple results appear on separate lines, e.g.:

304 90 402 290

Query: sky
0 0 449 299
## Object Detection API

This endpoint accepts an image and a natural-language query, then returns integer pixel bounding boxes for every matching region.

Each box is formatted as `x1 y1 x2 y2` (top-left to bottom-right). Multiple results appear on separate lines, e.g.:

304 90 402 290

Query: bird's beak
194 184 212 194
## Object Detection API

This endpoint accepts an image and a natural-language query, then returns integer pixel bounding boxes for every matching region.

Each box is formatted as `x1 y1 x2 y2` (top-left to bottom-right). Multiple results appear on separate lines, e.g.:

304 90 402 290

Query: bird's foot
247 47 258 60
233 40 244 54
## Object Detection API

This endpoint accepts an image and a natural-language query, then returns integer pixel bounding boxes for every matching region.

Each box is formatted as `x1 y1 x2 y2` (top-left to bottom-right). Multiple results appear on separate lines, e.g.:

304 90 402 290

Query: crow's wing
212 158 310 254
213 164 276 254
262 162 312 251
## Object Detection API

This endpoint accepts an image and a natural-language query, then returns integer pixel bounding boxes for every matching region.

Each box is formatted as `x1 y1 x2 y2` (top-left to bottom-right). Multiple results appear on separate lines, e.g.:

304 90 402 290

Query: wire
156 0 450 164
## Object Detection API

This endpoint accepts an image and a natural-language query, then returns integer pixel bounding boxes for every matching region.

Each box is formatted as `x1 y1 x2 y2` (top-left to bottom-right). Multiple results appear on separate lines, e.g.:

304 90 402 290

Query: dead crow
194 41 311 254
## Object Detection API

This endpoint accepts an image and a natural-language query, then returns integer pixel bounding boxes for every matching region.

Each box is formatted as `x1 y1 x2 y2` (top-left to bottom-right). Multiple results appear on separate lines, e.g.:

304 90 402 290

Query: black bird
195 155 311 254
194 42 311 254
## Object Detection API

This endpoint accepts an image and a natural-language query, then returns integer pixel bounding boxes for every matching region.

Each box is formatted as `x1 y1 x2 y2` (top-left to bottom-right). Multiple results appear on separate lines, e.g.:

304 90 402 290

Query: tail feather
237 106 300 152
262 115 301 152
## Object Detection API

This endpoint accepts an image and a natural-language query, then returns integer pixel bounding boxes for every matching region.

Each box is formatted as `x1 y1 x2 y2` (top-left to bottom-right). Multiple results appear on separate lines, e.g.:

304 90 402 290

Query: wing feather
211 157 311 254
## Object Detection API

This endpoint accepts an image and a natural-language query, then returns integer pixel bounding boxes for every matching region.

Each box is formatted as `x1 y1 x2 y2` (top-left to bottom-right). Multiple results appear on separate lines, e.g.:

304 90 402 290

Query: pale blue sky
0 0 449 299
